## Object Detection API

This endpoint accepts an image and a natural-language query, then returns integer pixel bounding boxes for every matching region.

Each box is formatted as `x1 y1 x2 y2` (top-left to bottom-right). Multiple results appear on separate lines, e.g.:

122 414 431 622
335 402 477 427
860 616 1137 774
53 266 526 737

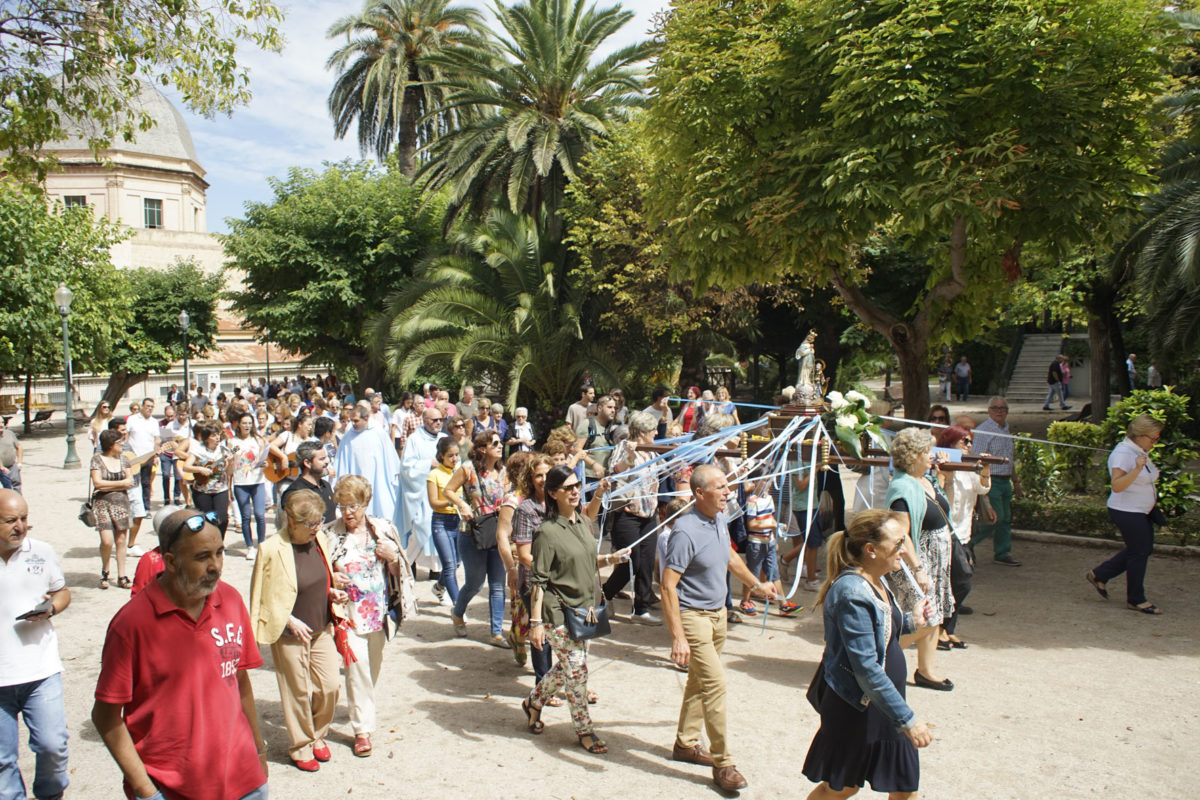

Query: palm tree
418 0 656 229
368 210 616 410
326 0 485 177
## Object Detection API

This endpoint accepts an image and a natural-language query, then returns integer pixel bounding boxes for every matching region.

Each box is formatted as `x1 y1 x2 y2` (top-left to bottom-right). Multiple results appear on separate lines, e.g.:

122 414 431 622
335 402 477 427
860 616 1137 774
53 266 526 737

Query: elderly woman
249 490 347 771
934 425 992 649
328 475 412 756
522 465 629 755
508 407 535 452
444 430 512 647
602 410 662 622
1088 414 1166 614
884 427 955 692
803 510 933 798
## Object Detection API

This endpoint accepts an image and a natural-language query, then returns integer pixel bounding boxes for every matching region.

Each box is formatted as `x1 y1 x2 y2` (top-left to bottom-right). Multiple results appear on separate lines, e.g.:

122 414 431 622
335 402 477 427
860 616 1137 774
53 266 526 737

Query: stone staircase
1007 333 1067 405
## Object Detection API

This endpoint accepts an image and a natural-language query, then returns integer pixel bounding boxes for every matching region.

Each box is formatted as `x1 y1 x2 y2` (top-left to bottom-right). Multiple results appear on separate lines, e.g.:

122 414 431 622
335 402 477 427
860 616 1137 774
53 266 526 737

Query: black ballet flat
913 670 954 691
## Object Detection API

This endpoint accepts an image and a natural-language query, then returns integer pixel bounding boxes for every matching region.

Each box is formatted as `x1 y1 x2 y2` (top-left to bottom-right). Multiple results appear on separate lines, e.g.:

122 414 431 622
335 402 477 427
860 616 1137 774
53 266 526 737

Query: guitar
186 444 233 489
264 451 299 483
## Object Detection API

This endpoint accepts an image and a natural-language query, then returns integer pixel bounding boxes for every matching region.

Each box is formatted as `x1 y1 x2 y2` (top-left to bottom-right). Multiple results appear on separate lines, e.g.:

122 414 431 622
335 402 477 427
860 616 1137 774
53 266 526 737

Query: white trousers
344 628 386 734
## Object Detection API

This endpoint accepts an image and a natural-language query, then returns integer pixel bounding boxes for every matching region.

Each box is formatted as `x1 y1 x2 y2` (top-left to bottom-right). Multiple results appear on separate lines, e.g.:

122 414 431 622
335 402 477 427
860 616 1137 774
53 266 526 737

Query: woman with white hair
508 407 535 452
884 427 955 692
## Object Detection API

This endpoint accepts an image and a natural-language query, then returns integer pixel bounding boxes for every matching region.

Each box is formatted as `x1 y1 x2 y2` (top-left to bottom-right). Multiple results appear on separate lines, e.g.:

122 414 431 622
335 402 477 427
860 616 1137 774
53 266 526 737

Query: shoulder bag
78 468 97 528
465 466 501 549
553 571 611 641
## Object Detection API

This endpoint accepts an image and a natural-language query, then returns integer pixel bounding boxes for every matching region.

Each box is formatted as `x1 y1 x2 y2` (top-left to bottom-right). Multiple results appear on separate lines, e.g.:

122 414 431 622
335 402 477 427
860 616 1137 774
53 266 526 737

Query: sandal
352 734 372 757
577 732 608 754
116 576 132 590
1127 603 1163 615
1086 571 1109 600
587 690 598 705
948 636 968 649
937 639 952 651
100 571 110 590
522 698 544 734
545 696 563 707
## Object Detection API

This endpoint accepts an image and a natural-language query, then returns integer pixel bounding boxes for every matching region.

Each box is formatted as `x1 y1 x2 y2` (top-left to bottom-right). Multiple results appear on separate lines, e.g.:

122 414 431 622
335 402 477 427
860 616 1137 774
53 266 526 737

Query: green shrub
1047 421 1102 492
1014 435 1064 502
1099 389 1199 516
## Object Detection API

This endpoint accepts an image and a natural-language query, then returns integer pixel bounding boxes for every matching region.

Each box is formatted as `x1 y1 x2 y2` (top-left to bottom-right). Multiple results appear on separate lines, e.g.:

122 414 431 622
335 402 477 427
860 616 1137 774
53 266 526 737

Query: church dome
45 79 202 170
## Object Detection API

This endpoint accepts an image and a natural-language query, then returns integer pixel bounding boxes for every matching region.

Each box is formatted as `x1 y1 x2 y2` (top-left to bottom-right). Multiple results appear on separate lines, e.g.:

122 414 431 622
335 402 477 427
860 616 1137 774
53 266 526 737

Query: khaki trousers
676 608 732 767
271 626 340 761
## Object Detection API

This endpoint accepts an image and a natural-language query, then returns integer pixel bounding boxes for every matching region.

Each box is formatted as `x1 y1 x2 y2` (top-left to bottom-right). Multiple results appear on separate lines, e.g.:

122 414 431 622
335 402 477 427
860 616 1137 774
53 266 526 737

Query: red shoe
312 743 331 762
737 600 758 616
292 758 320 772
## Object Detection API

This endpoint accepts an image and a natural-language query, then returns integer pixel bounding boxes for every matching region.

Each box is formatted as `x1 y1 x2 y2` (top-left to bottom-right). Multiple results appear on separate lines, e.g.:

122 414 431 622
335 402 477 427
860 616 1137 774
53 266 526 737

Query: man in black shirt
280 441 336 523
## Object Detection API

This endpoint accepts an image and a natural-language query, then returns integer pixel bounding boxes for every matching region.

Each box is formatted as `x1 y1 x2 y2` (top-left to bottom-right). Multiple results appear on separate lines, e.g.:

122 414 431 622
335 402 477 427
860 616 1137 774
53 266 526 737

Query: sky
171 0 670 234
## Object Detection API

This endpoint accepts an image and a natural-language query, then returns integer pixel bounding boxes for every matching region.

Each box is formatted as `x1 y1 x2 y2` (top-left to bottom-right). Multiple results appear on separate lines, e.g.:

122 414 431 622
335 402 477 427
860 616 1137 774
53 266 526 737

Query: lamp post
53 283 80 469
178 309 190 401
264 330 271 386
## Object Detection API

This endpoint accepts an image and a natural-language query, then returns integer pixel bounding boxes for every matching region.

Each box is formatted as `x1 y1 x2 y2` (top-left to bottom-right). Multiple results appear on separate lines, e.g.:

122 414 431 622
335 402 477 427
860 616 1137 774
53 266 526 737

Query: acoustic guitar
184 444 233 489
264 451 299 483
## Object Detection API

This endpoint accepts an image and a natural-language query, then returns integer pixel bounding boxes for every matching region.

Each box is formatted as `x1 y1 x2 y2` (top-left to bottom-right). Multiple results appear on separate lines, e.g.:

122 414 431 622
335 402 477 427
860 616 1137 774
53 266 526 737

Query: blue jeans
148 784 266 800
452 531 505 635
233 484 267 547
0 673 69 800
159 455 178 503
430 513 461 601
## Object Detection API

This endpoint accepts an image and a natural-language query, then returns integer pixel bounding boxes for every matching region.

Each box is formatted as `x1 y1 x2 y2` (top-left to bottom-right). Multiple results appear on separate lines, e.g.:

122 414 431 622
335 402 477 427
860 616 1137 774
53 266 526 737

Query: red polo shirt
96 578 265 800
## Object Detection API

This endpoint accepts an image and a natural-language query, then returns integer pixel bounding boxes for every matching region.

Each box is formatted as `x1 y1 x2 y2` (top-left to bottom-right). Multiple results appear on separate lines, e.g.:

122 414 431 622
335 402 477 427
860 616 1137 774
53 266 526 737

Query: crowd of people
0 373 1172 799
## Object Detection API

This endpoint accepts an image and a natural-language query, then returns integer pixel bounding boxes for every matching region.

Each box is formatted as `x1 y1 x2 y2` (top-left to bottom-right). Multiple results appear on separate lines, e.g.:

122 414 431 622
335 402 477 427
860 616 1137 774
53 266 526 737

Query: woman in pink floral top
327 474 411 757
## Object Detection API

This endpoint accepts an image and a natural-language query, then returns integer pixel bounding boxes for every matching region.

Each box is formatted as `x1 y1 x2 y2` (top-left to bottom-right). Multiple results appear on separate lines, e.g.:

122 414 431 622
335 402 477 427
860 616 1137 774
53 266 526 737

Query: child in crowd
739 471 803 616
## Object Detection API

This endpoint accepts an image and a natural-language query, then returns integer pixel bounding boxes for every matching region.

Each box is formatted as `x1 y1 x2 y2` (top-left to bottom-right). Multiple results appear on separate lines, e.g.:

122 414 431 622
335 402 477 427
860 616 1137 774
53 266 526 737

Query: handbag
554 573 611 641
806 659 827 713
468 510 500 550
79 473 97 528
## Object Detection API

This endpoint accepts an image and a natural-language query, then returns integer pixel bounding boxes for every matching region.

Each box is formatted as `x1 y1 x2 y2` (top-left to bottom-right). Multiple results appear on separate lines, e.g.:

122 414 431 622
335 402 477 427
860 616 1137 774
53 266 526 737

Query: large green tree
418 0 656 233
326 0 485 177
100 259 222 409
0 0 282 179
0 180 129 430
223 159 441 391
646 0 1166 419
370 209 613 411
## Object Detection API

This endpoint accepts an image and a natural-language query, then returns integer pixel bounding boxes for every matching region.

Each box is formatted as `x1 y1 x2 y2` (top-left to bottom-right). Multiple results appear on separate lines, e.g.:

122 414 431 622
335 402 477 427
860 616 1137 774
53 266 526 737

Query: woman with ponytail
803 509 933 799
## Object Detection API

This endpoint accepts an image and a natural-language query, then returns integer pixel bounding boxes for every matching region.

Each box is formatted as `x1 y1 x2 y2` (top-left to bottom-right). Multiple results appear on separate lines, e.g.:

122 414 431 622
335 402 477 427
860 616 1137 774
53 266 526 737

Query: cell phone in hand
15 598 53 620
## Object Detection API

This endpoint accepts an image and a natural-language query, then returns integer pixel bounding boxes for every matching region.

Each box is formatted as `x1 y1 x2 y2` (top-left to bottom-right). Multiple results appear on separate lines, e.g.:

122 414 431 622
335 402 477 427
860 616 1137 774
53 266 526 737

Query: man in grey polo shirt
662 464 778 793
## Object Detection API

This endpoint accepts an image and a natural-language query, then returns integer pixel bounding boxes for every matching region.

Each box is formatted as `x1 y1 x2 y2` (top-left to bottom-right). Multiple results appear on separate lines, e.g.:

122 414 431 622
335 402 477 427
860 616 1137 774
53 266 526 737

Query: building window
144 198 163 229
64 195 87 209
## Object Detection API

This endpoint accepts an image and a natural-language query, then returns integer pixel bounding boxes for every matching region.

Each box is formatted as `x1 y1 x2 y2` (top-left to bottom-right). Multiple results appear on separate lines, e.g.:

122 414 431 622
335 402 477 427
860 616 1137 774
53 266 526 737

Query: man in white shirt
125 398 161 509
0 489 72 800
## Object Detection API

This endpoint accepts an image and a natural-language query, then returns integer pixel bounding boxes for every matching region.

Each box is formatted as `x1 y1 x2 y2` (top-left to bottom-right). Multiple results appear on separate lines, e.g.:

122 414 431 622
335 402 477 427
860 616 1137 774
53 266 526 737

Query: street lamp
53 283 80 469
264 329 271 386
178 309 190 401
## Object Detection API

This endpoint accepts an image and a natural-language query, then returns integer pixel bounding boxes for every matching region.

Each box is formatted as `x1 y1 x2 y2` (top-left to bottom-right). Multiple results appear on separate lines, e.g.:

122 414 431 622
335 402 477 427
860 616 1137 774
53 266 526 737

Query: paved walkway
10 430 1198 799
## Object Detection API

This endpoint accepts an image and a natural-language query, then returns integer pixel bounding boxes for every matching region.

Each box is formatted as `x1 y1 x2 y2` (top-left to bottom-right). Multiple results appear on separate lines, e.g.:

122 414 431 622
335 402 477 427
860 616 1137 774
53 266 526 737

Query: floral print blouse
330 517 393 635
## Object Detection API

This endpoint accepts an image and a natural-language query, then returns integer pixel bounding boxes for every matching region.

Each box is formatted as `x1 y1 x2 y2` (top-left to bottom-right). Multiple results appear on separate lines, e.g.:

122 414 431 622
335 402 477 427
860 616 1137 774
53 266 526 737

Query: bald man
0 490 71 800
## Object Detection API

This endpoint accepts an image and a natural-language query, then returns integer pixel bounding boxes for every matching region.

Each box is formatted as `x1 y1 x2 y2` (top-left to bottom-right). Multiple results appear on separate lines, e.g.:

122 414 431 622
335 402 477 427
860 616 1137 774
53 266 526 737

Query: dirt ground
10 422 1198 800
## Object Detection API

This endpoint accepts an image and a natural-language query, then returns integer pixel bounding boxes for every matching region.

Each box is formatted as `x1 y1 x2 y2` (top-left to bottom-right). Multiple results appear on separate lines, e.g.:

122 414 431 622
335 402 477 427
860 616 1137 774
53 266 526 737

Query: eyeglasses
963 436 973 445
989 406 1009 412
560 481 582 493
429 417 444 422
491 439 502 446
338 503 364 513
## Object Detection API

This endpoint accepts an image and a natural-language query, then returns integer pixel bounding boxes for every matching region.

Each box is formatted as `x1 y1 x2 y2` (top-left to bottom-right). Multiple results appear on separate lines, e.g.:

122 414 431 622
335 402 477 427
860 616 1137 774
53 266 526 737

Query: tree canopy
0 0 283 180
222 159 442 390
646 0 1167 418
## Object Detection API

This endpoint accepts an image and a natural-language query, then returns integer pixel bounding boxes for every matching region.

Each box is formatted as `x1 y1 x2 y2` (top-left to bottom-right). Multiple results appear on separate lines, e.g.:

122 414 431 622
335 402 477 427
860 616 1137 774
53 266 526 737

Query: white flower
836 413 858 429
828 391 848 410
845 390 868 404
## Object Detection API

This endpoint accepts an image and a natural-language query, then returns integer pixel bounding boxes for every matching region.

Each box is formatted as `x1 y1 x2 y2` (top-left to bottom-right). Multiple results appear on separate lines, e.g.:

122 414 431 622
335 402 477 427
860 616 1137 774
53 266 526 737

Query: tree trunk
397 78 422 179
678 331 708 391
893 329 932 422
100 370 149 413
23 373 32 435
1087 313 1110 424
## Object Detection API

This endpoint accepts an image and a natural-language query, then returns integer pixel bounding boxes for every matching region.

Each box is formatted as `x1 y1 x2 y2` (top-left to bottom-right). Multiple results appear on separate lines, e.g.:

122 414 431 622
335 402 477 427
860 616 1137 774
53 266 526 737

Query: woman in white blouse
935 425 993 648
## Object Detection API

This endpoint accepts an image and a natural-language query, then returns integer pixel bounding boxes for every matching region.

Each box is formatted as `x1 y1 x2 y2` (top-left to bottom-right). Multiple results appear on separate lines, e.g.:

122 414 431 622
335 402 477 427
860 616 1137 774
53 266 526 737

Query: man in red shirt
92 509 268 800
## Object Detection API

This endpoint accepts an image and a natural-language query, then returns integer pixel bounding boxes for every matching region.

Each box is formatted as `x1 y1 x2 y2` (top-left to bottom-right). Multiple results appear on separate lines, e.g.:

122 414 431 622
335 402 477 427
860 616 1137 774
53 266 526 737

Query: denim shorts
744 538 780 582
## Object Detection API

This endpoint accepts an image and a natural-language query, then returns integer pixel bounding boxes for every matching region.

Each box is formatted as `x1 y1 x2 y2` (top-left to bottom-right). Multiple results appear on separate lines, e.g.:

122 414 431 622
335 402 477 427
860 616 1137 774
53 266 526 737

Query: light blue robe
334 426 402 529
397 426 445 558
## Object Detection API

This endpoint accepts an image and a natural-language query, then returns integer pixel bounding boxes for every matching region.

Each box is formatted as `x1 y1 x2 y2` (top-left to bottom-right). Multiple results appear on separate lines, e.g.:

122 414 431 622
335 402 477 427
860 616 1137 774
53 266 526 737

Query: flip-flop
1127 603 1163 615
1086 571 1109 600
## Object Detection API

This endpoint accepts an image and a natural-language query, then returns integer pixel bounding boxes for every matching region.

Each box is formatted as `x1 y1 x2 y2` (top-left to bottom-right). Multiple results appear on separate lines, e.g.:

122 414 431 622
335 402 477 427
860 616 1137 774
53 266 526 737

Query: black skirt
802 602 919 793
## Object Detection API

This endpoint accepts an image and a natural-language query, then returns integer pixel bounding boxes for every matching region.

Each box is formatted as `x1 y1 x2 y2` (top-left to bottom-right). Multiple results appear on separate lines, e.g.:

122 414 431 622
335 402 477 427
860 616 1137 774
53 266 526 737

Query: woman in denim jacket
803 509 933 799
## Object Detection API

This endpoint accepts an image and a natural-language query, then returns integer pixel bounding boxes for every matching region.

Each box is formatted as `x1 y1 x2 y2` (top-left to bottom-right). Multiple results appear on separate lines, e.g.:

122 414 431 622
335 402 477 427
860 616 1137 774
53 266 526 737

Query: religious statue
794 330 822 406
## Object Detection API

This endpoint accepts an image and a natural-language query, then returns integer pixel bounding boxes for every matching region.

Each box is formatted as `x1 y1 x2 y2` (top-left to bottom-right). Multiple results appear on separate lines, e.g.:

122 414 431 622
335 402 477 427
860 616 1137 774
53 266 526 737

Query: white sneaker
631 612 662 626
246 547 257 561
802 579 820 592
432 583 452 607
127 545 145 558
